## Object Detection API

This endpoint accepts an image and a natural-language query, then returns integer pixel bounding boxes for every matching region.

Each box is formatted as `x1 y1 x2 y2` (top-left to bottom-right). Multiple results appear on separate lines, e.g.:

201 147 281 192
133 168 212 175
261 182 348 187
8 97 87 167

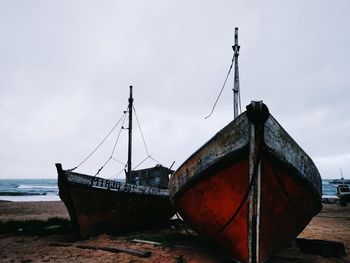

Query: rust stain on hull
169 101 322 263
56 165 174 238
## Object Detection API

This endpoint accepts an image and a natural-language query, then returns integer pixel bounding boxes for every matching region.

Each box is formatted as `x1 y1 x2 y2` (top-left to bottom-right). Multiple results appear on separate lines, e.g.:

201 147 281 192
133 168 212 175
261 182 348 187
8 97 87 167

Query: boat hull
169 102 322 263
56 164 174 238
337 193 350 202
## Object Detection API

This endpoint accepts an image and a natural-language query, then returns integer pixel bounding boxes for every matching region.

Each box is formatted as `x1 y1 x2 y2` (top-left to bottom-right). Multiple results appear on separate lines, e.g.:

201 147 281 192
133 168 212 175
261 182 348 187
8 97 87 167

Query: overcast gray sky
0 1 349 179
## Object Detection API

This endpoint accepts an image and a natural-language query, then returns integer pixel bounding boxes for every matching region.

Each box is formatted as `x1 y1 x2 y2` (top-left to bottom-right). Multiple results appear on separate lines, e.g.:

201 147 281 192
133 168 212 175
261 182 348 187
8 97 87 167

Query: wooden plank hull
169 102 322 263
56 164 174 238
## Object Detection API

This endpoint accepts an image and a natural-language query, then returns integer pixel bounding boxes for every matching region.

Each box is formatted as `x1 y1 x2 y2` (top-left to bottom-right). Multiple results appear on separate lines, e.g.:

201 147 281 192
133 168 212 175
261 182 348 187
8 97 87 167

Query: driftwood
49 243 151 258
296 238 346 258
131 239 162 245
76 245 151 258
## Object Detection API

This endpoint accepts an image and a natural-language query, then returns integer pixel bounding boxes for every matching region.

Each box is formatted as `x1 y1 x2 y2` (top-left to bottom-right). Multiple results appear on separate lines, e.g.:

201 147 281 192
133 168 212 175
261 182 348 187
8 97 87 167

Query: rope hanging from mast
132 104 162 169
70 85 170 180
94 113 128 176
133 105 150 156
204 54 235 119
69 110 128 171
205 27 241 120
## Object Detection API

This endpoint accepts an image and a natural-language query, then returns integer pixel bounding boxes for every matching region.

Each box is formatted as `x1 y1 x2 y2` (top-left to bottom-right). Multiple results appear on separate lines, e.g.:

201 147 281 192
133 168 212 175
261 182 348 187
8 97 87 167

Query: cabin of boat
129 165 171 189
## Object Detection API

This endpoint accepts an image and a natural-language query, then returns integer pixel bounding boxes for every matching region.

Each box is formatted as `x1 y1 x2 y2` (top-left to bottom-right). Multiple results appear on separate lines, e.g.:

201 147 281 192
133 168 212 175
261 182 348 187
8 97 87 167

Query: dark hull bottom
338 194 350 202
174 157 321 263
61 186 174 238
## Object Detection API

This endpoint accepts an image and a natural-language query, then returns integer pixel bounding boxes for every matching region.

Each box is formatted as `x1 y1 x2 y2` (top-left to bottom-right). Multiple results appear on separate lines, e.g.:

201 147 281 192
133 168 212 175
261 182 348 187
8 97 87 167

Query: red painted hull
175 156 320 262
175 159 250 262
169 102 322 263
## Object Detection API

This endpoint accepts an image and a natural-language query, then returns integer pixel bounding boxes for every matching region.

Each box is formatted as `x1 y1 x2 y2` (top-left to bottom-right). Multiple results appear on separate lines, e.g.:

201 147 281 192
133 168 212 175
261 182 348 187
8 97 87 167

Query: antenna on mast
232 27 241 119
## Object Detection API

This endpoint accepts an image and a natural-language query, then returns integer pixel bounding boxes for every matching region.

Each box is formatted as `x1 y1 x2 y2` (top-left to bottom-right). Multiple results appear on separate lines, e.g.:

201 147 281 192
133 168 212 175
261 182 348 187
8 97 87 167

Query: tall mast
340 168 344 180
232 27 240 119
127 85 133 183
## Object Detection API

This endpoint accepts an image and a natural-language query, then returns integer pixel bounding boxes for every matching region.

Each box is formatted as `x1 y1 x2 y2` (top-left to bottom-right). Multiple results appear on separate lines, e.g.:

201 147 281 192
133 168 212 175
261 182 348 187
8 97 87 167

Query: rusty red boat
56 86 174 238
168 29 322 263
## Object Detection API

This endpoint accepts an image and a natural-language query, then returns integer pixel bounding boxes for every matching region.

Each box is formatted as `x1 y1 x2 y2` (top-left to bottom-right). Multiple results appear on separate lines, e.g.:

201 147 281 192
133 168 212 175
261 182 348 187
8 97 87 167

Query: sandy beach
0 200 349 262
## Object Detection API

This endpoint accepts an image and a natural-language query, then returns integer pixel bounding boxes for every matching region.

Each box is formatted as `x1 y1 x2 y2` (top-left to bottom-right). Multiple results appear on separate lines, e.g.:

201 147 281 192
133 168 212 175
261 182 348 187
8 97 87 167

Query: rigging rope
95 156 112 176
110 113 128 156
204 55 235 119
149 155 161 164
131 105 163 169
71 102 165 177
133 155 151 170
69 109 127 171
111 157 126 166
94 112 128 176
116 166 127 177
132 105 150 156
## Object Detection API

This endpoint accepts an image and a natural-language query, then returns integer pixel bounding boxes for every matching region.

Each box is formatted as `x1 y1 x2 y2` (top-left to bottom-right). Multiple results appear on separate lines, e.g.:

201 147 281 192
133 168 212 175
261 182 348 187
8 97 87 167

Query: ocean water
322 179 338 196
0 179 60 202
0 178 339 202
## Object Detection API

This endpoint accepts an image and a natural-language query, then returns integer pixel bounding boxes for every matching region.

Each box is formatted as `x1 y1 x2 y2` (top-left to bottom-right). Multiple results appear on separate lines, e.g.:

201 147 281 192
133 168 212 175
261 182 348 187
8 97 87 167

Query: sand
0 201 69 222
0 201 349 262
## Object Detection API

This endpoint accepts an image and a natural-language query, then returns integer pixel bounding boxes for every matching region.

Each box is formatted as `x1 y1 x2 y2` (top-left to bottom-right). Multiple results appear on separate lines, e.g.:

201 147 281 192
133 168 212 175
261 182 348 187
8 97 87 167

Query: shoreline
0 201 349 262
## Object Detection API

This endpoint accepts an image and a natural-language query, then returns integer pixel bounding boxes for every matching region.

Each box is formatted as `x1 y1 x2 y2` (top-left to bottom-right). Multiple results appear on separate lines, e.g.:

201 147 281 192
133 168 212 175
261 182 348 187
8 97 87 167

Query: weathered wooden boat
336 183 350 203
330 169 350 184
334 169 350 205
56 86 174 238
330 178 350 184
168 28 322 263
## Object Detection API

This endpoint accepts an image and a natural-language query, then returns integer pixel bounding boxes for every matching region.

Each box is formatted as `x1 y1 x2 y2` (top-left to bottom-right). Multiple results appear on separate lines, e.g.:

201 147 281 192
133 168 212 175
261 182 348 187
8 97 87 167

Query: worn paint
66 171 169 196
168 101 322 263
56 164 174 238
168 112 250 200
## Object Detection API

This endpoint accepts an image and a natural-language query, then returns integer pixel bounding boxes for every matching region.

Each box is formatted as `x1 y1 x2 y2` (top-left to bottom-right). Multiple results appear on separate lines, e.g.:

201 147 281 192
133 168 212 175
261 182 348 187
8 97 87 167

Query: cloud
0 1 350 179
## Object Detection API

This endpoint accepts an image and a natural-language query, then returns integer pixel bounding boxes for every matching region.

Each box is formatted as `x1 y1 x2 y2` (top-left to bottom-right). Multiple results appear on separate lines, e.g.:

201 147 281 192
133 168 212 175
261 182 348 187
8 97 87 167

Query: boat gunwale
171 146 322 210
61 171 172 200
172 112 249 178
59 168 170 197
264 114 322 197
169 112 250 199
169 111 322 205
172 146 249 203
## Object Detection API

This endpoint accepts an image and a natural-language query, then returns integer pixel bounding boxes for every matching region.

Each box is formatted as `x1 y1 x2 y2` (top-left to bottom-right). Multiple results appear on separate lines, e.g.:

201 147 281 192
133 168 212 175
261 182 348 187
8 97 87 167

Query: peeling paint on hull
169 102 322 263
56 164 174 238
